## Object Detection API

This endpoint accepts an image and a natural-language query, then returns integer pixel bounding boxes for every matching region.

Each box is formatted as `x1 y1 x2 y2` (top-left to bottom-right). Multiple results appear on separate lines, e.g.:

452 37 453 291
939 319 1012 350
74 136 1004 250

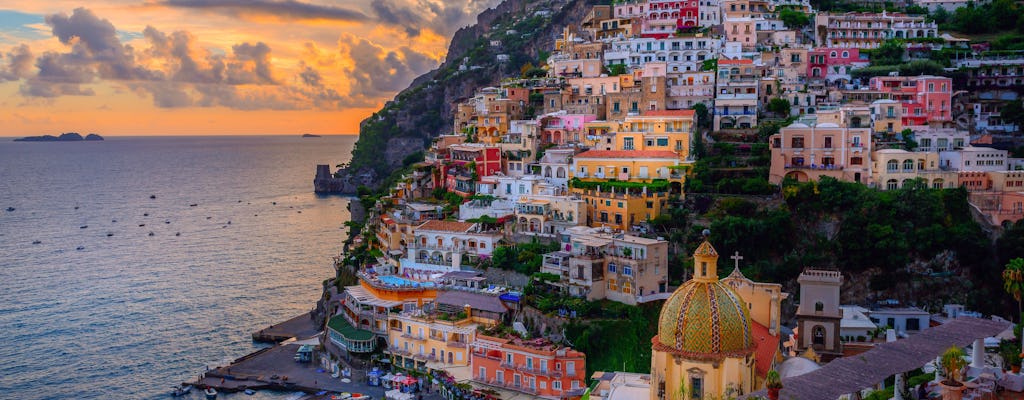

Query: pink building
541 113 598 144
867 76 952 127
643 0 700 38
807 48 866 82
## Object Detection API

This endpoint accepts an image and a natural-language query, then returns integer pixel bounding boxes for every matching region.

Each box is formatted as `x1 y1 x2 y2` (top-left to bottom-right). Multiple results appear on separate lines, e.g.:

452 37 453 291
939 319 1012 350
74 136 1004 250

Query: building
642 0 700 38
514 194 588 237
872 149 957 190
471 334 587 398
814 12 938 49
614 110 695 160
866 75 952 127
649 236 782 399
332 274 440 356
867 307 931 334
839 305 879 342
400 220 502 274
807 47 867 84
714 59 759 130
540 226 671 305
794 269 844 361
940 146 1009 172
768 122 872 185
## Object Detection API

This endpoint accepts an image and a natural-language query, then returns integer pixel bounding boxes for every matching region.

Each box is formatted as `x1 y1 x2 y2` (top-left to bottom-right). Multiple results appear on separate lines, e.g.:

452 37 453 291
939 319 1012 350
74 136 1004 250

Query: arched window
887 160 898 172
887 179 898 190
903 159 914 171
932 178 944 189
813 325 826 345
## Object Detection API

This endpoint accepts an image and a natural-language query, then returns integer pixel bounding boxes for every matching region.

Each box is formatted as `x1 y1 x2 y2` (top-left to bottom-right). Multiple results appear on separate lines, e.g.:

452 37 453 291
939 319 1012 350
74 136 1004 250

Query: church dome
653 240 756 359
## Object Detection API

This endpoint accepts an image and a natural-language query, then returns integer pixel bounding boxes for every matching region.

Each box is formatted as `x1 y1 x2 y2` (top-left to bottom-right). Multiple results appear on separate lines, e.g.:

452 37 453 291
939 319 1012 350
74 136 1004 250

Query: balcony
401 333 426 341
716 109 757 116
785 164 844 171
447 340 468 349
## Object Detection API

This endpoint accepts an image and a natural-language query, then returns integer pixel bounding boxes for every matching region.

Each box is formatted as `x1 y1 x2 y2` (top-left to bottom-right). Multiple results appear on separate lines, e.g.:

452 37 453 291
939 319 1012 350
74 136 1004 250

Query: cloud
0 45 34 81
156 0 367 22
369 0 500 37
337 33 440 106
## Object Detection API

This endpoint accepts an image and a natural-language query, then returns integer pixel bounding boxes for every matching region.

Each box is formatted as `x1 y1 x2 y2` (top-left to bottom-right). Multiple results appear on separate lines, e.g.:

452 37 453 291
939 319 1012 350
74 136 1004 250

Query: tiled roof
436 291 508 314
655 280 755 359
574 150 679 159
741 317 1010 400
751 321 780 378
642 110 695 117
327 315 374 341
416 220 475 233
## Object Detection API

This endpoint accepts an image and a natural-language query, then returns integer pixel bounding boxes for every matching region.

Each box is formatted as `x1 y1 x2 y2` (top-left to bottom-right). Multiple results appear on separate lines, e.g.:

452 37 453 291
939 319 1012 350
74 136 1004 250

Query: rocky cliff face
325 0 599 193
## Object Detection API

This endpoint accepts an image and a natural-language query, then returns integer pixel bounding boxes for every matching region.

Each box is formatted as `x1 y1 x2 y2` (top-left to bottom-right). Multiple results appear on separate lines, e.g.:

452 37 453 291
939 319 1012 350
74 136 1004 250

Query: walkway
252 312 321 342
745 317 1010 399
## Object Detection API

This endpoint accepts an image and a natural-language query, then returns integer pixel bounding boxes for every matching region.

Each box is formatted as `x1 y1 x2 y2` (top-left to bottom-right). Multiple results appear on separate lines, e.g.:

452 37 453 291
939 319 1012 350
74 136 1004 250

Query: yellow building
387 292 506 376
649 236 782 400
614 111 695 161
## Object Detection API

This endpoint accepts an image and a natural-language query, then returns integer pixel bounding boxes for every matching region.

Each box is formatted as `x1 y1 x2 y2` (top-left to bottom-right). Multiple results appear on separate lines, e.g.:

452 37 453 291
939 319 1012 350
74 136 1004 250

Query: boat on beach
171 384 192 396
204 387 217 399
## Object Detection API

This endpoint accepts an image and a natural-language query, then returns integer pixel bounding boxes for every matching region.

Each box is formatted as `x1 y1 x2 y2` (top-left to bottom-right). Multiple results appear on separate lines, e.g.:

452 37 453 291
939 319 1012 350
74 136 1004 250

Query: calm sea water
0 135 356 400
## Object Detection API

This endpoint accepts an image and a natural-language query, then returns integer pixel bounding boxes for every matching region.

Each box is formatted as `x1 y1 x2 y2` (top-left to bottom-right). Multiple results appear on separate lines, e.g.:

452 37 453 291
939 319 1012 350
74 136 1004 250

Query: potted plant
939 346 967 400
765 369 783 400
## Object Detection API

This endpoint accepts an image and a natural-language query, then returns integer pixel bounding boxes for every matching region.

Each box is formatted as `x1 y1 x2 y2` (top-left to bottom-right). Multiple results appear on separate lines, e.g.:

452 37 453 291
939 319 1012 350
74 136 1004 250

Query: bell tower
693 229 719 282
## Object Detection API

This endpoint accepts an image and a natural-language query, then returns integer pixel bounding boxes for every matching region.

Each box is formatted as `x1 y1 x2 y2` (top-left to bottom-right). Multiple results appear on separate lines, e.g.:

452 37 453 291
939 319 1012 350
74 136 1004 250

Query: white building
602 36 722 74
400 221 502 274
839 305 878 341
867 307 931 335
939 146 1009 172
911 128 968 152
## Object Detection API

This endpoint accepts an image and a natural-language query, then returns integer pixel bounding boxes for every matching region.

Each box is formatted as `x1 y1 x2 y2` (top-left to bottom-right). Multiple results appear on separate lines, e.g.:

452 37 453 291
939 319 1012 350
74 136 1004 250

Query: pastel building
940 146 1009 172
643 0 700 38
807 47 867 83
514 194 588 237
471 334 587 398
329 274 439 355
768 122 872 185
866 75 952 127
872 149 957 190
714 59 759 130
815 12 938 49
541 226 671 304
400 220 502 274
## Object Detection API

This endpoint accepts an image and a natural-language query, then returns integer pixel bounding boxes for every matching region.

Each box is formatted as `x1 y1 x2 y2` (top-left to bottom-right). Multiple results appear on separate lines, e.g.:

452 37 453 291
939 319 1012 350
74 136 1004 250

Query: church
590 233 787 400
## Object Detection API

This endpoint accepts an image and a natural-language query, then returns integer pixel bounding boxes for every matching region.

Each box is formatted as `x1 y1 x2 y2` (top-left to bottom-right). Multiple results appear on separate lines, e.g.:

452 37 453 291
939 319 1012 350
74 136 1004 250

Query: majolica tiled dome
653 241 756 359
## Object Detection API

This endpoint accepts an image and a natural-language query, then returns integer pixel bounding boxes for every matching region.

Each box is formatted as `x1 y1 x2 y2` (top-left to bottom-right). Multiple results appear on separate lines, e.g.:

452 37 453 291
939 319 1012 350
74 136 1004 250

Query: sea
0 135 358 400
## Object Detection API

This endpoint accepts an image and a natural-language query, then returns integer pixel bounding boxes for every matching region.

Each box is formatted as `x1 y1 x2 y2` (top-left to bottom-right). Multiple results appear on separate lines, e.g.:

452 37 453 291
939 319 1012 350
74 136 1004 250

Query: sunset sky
0 0 498 135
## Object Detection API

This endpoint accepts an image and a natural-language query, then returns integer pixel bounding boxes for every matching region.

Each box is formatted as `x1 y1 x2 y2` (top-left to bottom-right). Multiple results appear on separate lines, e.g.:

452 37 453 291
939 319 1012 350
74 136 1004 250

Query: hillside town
320 0 1024 399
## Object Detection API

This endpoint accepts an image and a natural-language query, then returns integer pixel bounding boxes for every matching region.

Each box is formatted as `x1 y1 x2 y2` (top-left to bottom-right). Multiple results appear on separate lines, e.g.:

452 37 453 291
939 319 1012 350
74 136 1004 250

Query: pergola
744 317 1010 399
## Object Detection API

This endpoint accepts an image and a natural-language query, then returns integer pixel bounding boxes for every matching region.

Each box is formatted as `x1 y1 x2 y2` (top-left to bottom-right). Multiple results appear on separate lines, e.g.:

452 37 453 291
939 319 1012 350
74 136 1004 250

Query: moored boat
204 387 217 399
171 384 192 396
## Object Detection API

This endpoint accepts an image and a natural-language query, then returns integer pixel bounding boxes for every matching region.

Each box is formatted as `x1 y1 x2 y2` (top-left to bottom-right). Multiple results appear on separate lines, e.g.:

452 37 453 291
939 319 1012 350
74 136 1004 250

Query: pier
252 312 321 343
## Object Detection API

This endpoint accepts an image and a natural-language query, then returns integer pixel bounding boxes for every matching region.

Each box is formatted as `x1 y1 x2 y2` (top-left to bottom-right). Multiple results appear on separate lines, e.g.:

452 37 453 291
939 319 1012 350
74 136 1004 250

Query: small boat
76 246 85 251
32 240 41 245
5 207 14 212
204 387 217 399
171 384 192 396
80 225 88 229
244 388 256 395
190 204 198 207
175 232 180 236
150 195 156 199
139 224 146 227
106 233 113 237
144 213 149 217
148 232 155 236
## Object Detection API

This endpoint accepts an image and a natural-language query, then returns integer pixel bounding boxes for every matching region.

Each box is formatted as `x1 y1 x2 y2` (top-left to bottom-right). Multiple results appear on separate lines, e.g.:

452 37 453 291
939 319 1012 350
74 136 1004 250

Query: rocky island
301 133 321 138
14 132 104 142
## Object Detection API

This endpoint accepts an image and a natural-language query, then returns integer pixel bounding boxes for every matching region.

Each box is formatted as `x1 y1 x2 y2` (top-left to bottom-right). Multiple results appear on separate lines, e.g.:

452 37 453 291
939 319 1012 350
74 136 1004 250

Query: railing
401 333 426 341
785 164 845 171
447 340 468 348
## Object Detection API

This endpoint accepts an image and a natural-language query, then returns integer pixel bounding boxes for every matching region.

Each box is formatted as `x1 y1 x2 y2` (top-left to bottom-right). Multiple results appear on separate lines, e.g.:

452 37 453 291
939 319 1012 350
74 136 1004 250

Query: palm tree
1003 258 1024 321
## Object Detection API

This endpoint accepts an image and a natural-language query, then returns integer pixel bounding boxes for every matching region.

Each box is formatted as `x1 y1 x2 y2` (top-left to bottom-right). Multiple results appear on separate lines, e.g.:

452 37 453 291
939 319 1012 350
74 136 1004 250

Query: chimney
464 304 472 319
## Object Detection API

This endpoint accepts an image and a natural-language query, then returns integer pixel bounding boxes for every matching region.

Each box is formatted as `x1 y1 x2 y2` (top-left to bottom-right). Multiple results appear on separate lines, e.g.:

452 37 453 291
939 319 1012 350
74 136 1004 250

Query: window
887 179 898 190
907 318 920 331
609 263 616 273
887 318 895 328
613 102 620 112
815 301 824 312
623 266 633 276
657 137 669 146
903 159 914 171
690 376 703 399
851 156 863 165
623 137 634 150
887 160 898 172
824 136 833 148
791 137 804 148
553 381 562 390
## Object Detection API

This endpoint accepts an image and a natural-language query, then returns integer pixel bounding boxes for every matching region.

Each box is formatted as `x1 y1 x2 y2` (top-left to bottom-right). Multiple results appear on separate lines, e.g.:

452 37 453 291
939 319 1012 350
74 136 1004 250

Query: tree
607 63 627 76
779 8 811 29
701 58 718 71
691 103 711 129
1004 258 1024 321
1001 100 1024 129
900 129 918 151
768 98 792 117
873 39 906 66
930 6 950 24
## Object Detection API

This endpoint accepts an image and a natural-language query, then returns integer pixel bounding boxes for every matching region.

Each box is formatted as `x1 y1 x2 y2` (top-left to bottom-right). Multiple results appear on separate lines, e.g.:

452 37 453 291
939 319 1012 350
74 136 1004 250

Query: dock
252 312 321 343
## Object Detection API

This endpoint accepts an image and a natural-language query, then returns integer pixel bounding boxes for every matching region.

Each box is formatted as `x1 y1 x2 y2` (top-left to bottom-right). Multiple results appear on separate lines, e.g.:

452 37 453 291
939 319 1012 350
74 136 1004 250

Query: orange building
471 334 587 398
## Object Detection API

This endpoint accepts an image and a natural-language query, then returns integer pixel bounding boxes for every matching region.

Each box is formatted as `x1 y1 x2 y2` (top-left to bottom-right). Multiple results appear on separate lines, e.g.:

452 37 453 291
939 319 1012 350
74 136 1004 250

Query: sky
0 0 499 135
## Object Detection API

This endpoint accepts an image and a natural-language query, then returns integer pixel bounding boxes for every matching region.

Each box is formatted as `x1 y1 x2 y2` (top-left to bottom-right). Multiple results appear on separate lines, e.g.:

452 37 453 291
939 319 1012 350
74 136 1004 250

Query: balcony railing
401 333 426 341
447 340 468 348
785 164 844 171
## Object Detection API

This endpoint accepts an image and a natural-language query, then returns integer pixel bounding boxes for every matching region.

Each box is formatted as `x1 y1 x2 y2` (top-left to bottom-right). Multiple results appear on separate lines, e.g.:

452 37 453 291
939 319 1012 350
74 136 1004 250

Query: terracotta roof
751 321 780 378
741 317 1010 400
415 220 475 233
436 291 508 314
642 110 695 117
575 150 679 159
719 59 753 65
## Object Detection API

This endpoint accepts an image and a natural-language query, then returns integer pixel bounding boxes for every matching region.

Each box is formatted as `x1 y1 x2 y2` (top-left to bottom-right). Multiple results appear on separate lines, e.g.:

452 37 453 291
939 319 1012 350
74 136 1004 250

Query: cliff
322 0 600 193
